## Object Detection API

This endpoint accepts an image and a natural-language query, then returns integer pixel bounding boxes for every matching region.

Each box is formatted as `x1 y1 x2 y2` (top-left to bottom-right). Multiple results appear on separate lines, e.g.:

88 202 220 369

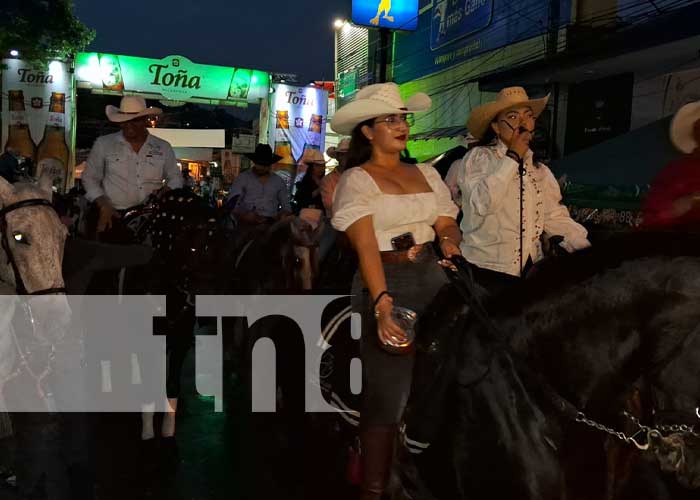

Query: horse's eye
295 257 303 267
13 233 29 245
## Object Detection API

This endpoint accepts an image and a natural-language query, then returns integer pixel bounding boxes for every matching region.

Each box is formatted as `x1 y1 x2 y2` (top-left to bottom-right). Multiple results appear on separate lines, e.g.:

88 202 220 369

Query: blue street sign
352 0 420 31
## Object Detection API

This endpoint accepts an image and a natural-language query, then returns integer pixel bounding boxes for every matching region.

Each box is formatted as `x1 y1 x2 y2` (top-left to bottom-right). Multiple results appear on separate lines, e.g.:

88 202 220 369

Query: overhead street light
334 19 346 29
9 49 19 57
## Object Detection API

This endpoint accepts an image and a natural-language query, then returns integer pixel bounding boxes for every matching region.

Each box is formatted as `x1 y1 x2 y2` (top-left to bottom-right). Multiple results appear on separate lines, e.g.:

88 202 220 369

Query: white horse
0 175 70 432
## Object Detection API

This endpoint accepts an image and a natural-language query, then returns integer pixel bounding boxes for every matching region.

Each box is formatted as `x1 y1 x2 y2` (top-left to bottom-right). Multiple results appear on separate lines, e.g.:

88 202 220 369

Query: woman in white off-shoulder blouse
329 83 461 500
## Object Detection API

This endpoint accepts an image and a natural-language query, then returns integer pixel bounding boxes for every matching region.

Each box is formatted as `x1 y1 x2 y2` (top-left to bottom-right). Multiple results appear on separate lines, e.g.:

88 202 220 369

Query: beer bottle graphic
99 54 124 91
228 68 252 99
274 140 295 165
36 92 69 192
5 90 37 163
276 110 290 129
308 114 323 134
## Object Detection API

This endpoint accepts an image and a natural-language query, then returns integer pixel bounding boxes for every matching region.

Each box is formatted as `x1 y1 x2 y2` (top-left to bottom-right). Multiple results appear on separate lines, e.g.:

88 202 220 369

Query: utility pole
378 28 390 83
548 0 561 161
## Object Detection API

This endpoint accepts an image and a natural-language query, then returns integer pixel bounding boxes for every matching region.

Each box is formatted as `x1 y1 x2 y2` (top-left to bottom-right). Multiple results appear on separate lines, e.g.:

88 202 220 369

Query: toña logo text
149 63 202 90
285 89 316 107
17 68 56 85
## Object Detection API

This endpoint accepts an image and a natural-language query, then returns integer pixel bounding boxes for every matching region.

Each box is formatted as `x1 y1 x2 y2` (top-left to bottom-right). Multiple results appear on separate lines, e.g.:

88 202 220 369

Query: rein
446 255 699 451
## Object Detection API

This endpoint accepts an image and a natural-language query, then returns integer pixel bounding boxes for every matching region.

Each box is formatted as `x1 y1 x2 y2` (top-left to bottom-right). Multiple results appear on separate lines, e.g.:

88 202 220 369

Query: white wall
148 128 225 148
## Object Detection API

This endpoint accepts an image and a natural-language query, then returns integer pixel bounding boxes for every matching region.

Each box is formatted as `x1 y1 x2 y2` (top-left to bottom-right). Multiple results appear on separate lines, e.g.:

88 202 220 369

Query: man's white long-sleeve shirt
456 141 591 277
83 132 182 210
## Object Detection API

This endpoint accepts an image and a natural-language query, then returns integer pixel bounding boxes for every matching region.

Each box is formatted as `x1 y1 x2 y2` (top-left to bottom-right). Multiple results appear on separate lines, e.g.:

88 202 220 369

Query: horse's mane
4 181 50 200
489 230 700 316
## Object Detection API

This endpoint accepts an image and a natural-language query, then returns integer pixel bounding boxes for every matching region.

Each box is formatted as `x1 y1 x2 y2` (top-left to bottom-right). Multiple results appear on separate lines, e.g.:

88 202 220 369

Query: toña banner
1 59 74 192
75 53 270 105
267 84 329 191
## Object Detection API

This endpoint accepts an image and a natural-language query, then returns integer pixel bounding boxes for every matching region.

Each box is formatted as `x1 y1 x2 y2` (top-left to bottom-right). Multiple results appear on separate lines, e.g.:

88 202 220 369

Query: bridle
0 198 67 296
0 197 67 413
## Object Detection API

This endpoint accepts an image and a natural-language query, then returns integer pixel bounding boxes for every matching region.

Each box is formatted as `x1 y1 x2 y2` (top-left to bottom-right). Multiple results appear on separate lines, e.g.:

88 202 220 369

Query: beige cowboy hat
326 138 351 159
300 148 327 165
467 87 550 140
670 100 700 153
331 83 431 135
106 96 162 123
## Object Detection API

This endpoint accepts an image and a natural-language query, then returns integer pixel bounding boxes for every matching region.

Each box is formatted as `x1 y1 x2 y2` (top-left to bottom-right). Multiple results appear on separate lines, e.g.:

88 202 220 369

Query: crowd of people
2 81 700 500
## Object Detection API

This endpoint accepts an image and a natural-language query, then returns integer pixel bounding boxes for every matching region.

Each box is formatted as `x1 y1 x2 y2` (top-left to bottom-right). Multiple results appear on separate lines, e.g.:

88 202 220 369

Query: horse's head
0 175 70 340
233 213 325 293
287 214 325 291
650 432 700 489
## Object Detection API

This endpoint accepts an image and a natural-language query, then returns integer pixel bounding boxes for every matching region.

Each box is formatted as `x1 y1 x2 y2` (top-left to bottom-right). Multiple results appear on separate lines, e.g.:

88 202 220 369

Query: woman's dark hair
346 118 376 169
476 122 498 147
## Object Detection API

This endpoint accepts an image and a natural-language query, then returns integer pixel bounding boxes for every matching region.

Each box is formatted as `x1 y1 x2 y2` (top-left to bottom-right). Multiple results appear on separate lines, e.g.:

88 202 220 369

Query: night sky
73 0 351 84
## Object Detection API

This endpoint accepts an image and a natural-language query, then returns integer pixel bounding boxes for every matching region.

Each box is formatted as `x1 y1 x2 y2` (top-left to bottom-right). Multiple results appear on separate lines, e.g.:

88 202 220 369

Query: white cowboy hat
300 148 327 165
326 138 351 158
331 83 431 135
106 96 162 123
670 101 700 153
467 87 550 140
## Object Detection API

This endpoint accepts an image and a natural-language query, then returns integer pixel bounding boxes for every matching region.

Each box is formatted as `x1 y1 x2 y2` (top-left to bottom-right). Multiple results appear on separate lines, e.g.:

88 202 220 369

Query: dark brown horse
395 232 700 500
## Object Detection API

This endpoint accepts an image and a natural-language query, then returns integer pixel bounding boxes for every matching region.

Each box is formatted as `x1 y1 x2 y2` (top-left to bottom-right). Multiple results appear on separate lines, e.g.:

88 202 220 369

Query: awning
551 116 677 188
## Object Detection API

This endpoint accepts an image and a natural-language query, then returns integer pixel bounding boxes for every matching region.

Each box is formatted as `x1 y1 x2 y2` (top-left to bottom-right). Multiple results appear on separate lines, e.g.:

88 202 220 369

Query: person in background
0 146 20 183
642 100 700 230
82 96 182 238
330 83 461 500
182 167 196 189
293 149 327 214
199 175 214 206
321 138 350 216
226 143 292 225
454 87 590 294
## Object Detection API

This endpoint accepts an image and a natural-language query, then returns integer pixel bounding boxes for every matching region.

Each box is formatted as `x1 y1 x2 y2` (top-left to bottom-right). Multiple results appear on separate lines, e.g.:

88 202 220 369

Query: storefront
73 52 270 191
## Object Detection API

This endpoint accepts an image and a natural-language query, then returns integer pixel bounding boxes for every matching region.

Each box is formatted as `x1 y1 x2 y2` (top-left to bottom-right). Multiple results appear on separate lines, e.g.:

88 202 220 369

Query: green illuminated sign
338 71 357 99
75 53 270 104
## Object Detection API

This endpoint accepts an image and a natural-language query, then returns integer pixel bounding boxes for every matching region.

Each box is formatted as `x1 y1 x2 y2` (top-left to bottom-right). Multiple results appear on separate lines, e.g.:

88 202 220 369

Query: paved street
0 348 358 500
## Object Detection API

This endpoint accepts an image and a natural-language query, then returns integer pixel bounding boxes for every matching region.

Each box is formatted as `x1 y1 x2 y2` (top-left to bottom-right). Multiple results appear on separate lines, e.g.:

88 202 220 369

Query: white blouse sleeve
419 164 460 219
458 147 520 216
331 168 376 231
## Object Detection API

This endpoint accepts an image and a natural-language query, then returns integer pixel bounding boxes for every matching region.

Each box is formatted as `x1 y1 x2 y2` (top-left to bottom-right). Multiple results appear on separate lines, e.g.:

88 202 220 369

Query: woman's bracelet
373 291 390 310
440 235 459 246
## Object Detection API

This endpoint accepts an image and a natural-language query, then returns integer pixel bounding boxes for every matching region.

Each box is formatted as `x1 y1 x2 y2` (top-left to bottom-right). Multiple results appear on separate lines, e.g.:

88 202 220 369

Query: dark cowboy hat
245 144 282 166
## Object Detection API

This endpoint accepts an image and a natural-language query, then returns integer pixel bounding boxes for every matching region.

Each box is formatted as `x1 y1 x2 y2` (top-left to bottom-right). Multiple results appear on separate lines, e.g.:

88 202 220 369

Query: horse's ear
37 171 54 200
0 176 15 206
